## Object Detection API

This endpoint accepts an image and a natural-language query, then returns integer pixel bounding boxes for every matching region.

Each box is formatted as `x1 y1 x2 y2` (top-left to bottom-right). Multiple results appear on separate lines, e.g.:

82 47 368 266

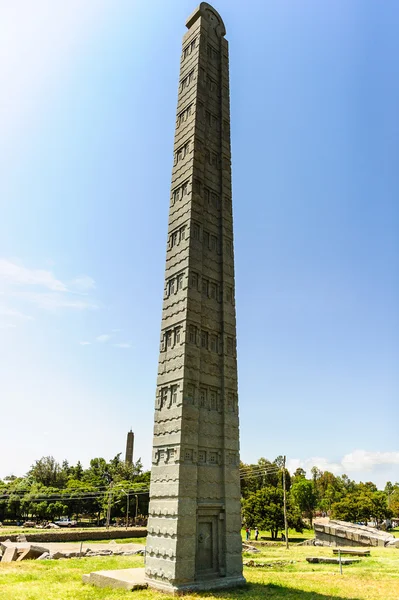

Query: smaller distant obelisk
125 430 134 465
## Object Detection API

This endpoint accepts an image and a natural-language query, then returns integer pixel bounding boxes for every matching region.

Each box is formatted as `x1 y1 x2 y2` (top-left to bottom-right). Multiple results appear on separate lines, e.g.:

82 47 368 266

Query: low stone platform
332 548 370 556
82 567 147 591
306 557 360 565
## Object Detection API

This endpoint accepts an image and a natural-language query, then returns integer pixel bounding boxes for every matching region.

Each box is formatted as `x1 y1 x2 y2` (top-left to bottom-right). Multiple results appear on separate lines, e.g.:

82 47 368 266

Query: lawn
0 544 398 600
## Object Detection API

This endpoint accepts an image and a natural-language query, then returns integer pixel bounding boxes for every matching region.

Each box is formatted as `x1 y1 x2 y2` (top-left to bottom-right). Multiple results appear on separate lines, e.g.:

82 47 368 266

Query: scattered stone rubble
0 539 144 562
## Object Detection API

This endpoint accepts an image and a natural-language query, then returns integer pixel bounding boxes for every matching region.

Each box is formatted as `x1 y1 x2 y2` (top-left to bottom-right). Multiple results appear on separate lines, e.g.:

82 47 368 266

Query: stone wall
0 527 147 543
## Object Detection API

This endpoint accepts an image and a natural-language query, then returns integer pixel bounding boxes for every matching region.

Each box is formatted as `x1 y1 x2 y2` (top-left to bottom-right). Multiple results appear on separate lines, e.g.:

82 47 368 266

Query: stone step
333 548 370 556
306 557 361 565
82 567 147 591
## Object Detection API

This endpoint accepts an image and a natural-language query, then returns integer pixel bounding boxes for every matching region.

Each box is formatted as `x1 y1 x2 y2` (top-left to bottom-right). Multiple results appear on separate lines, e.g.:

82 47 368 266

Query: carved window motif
172 180 189 205
171 385 178 404
175 327 181 345
175 140 190 164
206 75 217 92
198 450 206 463
203 231 210 249
189 325 197 344
168 278 175 295
176 273 184 291
192 222 200 240
225 286 233 303
170 226 187 248
172 189 179 205
187 383 195 404
159 450 165 461
227 392 236 413
181 181 188 197
177 104 193 127
190 272 199 289
209 452 218 464
202 278 208 296
184 449 193 461
210 390 217 410
207 44 219 61
228 454 236 465
204 188 210 205
209 283 217 300
211 192 219 209
169 448 175 460
201 331 208 349
199 388 207 408
180 70 194 91
160 388 168 408
210 235 218 252
210 334 218 353
183 37 197 59
226 336 235 356
166 330 173 349
225 238 233 257
206 110 218 130
193 179 202 194
223 120 230 142
171 231 178 247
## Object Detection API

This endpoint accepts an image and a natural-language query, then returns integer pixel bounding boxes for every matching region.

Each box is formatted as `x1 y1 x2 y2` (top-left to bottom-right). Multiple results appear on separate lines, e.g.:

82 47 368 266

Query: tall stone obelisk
145 3 244 592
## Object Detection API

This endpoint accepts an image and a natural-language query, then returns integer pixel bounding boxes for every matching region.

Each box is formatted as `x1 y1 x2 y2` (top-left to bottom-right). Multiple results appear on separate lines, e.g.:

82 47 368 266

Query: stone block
1 546 18 563
16 544 49 561
83 568 147 591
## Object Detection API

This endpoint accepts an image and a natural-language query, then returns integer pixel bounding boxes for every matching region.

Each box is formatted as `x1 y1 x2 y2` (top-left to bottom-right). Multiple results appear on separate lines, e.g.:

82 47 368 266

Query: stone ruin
314 520 399 548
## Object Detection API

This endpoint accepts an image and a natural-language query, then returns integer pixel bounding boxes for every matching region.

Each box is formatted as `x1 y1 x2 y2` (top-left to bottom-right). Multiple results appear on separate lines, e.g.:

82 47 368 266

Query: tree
28 457 66 488
291 478 317 526
242 486 304 540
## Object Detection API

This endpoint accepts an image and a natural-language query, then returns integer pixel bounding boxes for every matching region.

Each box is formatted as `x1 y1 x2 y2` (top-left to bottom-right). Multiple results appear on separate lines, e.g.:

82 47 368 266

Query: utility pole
282 456 289 549
135 494 139 522
121 489 130 530
106 482 113 530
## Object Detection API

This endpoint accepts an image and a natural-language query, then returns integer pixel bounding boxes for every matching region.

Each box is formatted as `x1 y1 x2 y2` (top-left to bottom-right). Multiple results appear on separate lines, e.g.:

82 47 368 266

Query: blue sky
0 0 398 488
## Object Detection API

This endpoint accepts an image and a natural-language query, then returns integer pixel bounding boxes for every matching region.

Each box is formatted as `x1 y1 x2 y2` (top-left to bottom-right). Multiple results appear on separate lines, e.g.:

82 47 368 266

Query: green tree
242 486 304 540
291 478 317 526
28 456 66 488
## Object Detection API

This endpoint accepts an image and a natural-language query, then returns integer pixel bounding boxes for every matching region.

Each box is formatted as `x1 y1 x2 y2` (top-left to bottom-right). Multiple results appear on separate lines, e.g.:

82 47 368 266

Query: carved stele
145 3 245 592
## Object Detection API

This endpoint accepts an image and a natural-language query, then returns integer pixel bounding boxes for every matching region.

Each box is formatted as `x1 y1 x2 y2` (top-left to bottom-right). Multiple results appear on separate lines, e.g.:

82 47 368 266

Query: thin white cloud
0 306 33 320
0 323 17 329
0 259 66 291
96 334 111 343
287 450 399 479
79 341 91 346
70 276 96 292
341 450 399 472
0 259 98 315
113 342 132 349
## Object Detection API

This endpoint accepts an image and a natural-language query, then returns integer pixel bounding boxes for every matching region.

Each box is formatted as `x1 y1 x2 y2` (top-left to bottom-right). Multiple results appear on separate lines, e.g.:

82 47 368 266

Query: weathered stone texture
145 3 244 593
314 520 399 548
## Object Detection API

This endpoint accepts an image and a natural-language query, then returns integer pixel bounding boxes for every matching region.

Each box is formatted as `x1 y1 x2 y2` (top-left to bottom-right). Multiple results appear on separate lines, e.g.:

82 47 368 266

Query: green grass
242 527 314 543
1 545 398 600
87 536 147 545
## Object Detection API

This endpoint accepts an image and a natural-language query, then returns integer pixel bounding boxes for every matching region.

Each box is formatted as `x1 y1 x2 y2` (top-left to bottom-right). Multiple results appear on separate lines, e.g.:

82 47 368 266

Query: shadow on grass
210 582 361 600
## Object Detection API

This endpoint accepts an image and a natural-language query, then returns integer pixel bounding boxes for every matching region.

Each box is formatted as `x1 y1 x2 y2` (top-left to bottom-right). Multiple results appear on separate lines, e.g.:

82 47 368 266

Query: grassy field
0 543 398 600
